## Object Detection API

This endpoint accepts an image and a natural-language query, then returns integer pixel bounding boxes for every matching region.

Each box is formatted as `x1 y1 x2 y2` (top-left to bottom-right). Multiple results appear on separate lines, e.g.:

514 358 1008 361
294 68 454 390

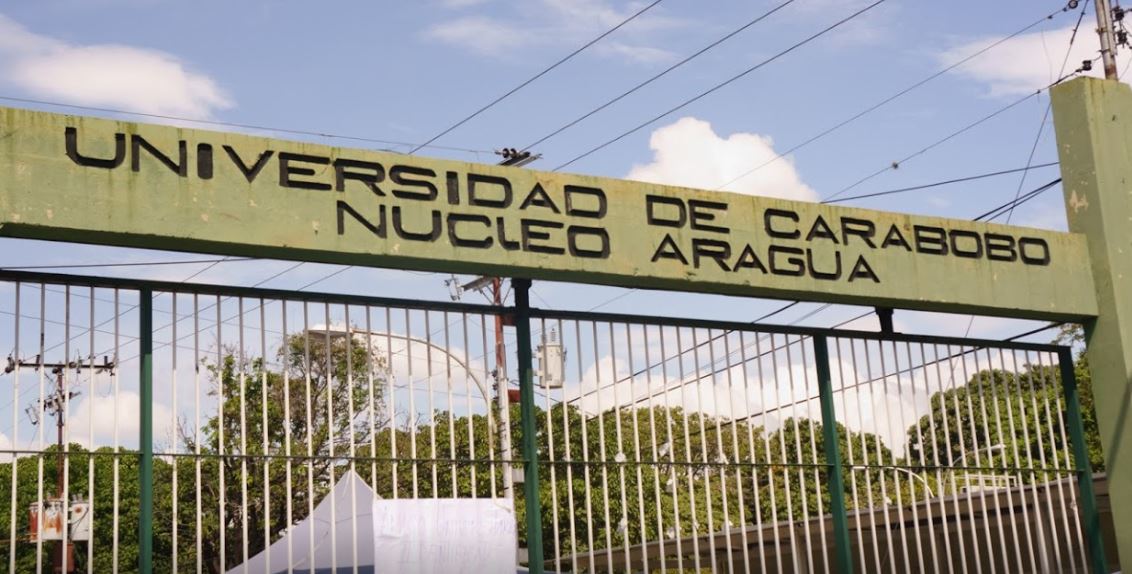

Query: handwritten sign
373 498 516 573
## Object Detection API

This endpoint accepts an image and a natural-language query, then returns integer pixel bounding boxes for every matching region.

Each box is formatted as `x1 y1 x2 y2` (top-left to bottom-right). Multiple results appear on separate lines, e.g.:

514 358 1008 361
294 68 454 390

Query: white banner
373 498 517 573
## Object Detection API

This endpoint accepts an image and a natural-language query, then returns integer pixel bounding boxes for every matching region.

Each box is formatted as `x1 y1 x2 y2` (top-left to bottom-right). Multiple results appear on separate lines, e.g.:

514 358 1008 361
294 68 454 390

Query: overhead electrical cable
955 0 1091 342
408 0 665 154
822 161 1059 204
568 174 1065 408
0 95 492 155
553 0 890 171
0 257 246 271
973 178 1062 221
521 0 799 152
714 1 1080 191
1004 0 1091 223
822 88 1046 202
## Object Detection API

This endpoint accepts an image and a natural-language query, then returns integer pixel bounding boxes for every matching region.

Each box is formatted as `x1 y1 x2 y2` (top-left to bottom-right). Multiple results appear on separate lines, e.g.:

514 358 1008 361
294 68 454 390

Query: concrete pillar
1052 76 1132 569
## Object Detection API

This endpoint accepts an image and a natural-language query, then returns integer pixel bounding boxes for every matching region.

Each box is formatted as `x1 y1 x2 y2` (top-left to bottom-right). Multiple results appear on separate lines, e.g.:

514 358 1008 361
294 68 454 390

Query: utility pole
440 147 541 563
6 354 115 574
1095 0 1120 79
443 147 541 507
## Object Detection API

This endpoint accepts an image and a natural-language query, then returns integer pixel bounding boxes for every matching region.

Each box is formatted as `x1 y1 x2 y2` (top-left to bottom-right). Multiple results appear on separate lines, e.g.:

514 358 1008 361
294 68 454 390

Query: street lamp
306 326 492 410
305 326 514 501
851 465 935 498
948 443 1005 467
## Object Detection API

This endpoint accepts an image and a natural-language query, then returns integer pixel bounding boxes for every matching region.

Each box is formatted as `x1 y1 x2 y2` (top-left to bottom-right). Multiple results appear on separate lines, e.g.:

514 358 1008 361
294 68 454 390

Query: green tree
182 330 386 573
905 333 1102 495
0 445 176 571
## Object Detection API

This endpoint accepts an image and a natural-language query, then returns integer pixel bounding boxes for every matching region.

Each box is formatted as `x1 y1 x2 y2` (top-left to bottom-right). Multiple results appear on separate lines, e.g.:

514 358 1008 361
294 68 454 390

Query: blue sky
0 0 1122 339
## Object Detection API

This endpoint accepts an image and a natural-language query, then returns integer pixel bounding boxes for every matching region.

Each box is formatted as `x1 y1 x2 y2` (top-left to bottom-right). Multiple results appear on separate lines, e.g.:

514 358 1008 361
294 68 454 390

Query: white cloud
424 17 537 57
598 41 676 65
627 117 819 202
441 0 492 7
0 14 232 117
938 21 1132 97
68 391 176 450
424 0 680 63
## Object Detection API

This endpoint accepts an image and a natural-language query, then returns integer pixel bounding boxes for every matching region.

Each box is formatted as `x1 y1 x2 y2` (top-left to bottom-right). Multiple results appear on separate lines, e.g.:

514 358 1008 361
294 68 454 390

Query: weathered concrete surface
0 105 1097 319
1053 76 1132 568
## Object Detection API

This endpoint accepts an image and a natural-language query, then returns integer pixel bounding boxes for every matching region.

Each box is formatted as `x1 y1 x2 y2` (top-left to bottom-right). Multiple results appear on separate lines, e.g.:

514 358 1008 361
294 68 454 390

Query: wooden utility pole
7 355 115 573
1095 0 1120 79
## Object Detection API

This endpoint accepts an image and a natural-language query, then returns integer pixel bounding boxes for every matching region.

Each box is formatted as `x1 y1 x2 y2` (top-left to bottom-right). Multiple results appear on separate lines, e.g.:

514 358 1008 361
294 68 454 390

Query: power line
714 2 1078 191
822 161 1059 204
1003 0 1091 224
972 178 1062 221
822 88 1045 203
0 95 493 155
553 0 890 171
521 0 798 152
569 173 1065 409
408 0 665 154
0 257 246 271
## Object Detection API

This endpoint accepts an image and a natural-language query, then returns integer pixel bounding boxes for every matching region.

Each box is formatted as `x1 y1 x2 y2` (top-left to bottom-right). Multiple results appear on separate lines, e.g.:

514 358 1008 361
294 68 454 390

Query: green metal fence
0 270 1109 573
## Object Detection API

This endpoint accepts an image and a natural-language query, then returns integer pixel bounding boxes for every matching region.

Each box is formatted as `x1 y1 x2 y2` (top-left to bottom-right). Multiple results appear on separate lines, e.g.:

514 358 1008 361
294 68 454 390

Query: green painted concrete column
1060 348 1110 574
512 279 544 573
138 289 154 573
1052 76 1132 569
814 335 854 574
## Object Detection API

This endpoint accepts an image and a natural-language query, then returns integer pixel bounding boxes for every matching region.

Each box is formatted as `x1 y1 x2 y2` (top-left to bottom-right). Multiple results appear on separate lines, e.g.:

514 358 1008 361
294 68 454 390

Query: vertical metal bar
813 334 853 574
512 279 543 574
323 302 337 571
783 334 813 574
575 320 596 569
738 331 768 573
1047 349 1089 571
1059 347 1108 574
721 330 751 574
170 293 178 573
87 287 96 574
386 307 398 500
641 324 667 574
260 300 271 574
539 318 562 571
608 323 632 569
1029 351 1066 570
560 319 579 574
35 284 44 574
62 286 72 574
282 301 293 574
7 282 17 574
833 338 868 571
238 298 249 569
218 296 228 570
345 306 358 574
117 289 127 573
874 340 910 573
675 327 702 573
591 321 614 571
800 335 830 573
139 288 154 573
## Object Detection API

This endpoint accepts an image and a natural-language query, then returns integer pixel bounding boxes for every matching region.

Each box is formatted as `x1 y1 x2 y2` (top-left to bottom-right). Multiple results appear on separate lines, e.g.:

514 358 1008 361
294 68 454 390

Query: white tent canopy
228 471 377 574
229 472 528 574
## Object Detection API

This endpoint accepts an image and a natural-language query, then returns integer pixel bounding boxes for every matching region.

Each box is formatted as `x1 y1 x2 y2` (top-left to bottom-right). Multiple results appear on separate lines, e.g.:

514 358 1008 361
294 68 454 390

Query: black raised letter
131 135 187 176
223 146 273 183
764 209 801 239
65 127 125 169
280 152 331 190
564 185 607 218
335 158 387 197
390 165 437 201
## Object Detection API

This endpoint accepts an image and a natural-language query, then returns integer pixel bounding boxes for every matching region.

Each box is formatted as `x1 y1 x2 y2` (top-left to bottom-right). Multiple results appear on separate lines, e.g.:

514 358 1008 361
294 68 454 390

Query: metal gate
0 270 1109 573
